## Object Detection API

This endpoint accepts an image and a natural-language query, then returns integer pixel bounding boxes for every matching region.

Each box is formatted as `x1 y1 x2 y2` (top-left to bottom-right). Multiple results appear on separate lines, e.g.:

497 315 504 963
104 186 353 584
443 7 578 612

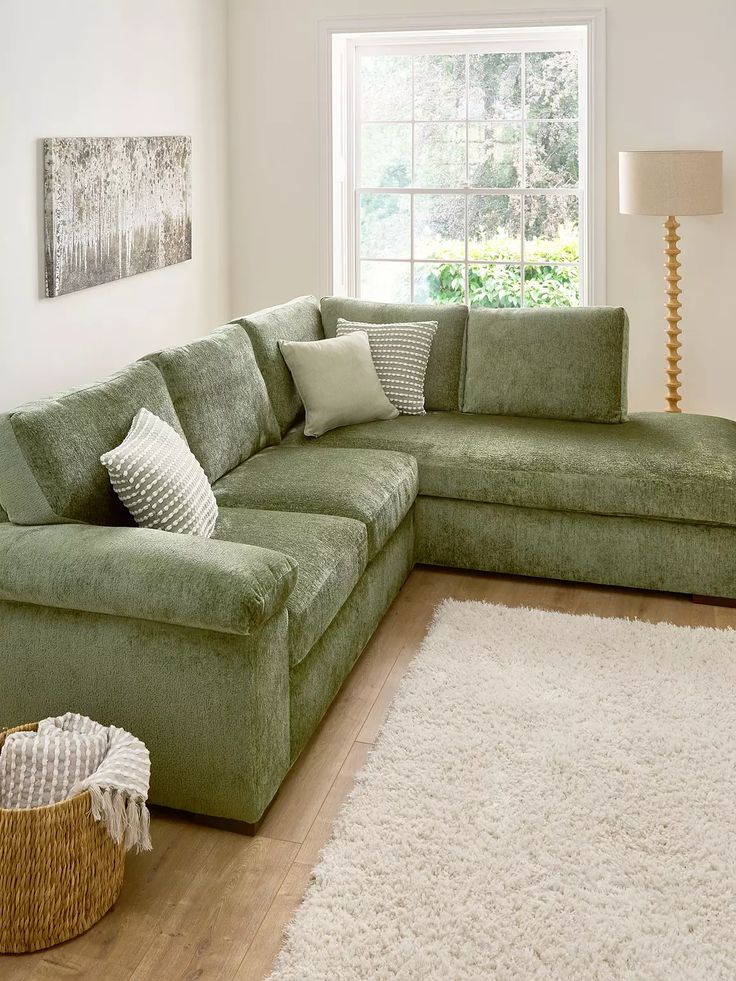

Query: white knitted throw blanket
0 713 152 852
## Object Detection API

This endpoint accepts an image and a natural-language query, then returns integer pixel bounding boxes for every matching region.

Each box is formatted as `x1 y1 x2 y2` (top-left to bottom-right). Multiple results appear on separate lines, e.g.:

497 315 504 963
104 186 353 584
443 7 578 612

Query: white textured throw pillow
336 319 438 415
279 332 399 437
101 408 218 536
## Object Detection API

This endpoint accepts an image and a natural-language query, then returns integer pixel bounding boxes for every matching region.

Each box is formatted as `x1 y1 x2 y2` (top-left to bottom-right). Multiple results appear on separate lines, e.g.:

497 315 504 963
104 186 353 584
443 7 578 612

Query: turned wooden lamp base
664 216 682 413
619 150 723 415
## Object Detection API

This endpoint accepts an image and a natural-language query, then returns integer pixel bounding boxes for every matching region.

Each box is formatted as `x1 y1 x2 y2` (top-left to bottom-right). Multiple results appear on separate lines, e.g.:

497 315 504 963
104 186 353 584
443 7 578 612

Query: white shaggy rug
269 601 736 980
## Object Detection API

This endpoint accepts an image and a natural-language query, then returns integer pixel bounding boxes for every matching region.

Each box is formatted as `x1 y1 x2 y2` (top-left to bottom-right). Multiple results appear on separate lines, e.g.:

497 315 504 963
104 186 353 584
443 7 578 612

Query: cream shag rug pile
270 601 736 980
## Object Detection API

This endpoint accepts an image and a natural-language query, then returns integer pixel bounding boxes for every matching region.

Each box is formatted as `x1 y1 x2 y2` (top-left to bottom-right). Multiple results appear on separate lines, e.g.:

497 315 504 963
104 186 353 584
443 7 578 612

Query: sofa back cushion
0 361 184 526
320 297 468 412
462 307 629 423
232 296 324 435
144 325 280 483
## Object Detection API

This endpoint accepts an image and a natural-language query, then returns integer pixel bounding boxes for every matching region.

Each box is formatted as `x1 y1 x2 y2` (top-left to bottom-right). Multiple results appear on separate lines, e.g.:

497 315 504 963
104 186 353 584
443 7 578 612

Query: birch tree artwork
43 136 192 297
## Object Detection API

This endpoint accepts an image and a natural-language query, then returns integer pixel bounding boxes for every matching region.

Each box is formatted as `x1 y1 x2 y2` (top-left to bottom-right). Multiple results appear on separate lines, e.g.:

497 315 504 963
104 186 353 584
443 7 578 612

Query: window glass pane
468 123 521 188
361 261 411 302
525 51 578 118
525 121 579 187
360 124 411 187
360 193 410 258
524 194 579 262
414 55 466 120
468 264 521 308
350 42 585 308
414 123 466 187
414 194 465 261
414 262 465 304
524 264 580 306
468 194 521 262
468 53 521 120
360 55 412 120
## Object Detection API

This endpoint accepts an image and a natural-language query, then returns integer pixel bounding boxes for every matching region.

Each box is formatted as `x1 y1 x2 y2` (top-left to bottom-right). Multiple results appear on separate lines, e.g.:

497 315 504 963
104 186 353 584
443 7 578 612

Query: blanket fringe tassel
87 784 153 853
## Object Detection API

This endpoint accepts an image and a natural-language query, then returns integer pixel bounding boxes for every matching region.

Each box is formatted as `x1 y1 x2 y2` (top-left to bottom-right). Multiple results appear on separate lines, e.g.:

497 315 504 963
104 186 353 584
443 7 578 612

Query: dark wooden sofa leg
151 804 264 836
692 594 736 609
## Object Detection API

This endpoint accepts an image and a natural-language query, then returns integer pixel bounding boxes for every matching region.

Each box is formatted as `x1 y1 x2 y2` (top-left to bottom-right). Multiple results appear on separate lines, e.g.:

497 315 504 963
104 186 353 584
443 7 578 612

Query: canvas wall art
43 136 191 297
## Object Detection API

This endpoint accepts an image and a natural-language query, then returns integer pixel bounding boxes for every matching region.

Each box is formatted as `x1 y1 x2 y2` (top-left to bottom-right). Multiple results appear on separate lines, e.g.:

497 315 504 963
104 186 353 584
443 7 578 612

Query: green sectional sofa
1 295 735 828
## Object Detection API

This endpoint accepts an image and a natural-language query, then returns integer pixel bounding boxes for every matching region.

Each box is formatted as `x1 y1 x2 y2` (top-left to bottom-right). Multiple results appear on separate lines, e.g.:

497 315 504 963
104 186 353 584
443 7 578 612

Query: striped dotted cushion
101 408 218 537
336 319 438 415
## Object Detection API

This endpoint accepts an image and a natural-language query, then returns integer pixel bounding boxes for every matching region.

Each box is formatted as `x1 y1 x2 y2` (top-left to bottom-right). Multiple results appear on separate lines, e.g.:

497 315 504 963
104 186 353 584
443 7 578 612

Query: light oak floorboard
295 741 372 868
231 862 314 981
2 567 734 981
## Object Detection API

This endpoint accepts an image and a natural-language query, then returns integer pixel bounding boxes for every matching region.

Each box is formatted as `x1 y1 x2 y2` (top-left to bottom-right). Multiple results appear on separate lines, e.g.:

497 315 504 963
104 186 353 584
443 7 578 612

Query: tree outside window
356 47 582 307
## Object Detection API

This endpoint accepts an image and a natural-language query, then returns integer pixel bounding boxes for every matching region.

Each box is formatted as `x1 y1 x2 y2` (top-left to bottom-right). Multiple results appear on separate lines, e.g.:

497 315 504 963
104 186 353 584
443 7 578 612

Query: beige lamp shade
619 150 723 216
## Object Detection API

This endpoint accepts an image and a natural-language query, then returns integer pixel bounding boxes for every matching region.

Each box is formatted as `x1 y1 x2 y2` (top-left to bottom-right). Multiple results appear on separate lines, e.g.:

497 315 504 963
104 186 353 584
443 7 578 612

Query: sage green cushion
320 296 468 412
0 362 184 526
0 518 297 635
214 508 368 666
144 325 280 483
212 445 418 559
282 411 736 528
279 332 398 437
232 296 324 435
463 306 629 422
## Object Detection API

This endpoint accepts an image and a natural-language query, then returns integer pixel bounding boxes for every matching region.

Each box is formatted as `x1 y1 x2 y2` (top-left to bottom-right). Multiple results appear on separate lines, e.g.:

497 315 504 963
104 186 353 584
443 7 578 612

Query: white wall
227 0 736 418
2 1 732 417
0 0 230 410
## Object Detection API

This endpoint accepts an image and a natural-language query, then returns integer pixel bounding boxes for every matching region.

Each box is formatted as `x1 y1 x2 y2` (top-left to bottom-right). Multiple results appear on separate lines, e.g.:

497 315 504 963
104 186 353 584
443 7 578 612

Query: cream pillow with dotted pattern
101 408 218 537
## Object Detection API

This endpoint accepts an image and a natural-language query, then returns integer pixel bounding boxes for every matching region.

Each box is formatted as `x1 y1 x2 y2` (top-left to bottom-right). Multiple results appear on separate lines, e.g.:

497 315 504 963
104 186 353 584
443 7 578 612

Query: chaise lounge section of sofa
1 294 734 827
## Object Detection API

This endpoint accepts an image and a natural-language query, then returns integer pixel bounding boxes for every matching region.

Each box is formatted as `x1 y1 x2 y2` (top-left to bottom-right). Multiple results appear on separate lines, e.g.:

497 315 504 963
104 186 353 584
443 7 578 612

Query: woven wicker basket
0 723 126 954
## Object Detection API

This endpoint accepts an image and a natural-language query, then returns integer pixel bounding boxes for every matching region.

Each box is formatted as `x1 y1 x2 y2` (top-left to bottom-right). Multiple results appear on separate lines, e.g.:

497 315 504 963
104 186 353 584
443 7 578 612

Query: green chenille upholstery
3 295 735 828
415 497 736 599
144 325 280 483
282 411 736 528
0 517 297 635
0 602 291 824
0 362 184 526
213 445 418 559
289 511 414 760
232 296 324 435
463 306 629 423
213 508 368 665
320 296 468 411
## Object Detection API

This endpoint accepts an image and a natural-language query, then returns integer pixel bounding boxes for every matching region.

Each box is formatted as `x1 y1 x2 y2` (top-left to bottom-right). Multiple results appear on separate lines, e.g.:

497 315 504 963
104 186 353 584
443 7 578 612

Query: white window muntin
330 23 596 307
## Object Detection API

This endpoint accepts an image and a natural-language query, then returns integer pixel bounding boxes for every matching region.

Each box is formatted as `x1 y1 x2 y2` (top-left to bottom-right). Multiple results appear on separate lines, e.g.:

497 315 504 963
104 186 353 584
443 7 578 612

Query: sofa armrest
0 523 297 636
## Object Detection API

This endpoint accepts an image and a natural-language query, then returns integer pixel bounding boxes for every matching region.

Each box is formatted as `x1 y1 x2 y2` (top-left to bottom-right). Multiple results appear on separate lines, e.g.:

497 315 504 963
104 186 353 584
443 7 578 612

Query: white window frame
319 10 606 306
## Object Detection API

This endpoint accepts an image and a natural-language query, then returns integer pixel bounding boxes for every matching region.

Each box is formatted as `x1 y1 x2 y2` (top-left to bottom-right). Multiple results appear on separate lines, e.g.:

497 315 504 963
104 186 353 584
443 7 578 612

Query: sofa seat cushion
213 445 418 558
214 507 368 666
281 411 736 528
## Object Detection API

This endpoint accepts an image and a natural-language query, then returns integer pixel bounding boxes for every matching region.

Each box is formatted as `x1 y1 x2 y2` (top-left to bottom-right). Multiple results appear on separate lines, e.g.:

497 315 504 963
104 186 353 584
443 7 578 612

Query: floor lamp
618 150 723 412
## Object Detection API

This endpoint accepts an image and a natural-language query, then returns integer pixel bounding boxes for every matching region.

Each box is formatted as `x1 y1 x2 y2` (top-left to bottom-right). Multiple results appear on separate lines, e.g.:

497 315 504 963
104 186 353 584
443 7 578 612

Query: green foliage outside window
423 225 579 307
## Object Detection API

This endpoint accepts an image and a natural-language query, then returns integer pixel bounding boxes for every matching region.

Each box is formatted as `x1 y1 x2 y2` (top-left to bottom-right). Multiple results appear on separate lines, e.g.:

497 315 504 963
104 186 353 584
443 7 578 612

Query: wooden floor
4 566 736 981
